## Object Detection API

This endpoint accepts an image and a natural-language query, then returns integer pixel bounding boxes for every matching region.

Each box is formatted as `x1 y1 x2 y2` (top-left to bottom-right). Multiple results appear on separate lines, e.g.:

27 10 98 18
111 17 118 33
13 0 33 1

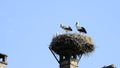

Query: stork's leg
80 32 83 35
66 31 68 34
80 32 85 36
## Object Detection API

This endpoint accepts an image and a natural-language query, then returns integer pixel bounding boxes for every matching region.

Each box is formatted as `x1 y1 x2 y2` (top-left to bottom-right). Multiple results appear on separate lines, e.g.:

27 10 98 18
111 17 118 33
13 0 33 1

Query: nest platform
49 33 95 56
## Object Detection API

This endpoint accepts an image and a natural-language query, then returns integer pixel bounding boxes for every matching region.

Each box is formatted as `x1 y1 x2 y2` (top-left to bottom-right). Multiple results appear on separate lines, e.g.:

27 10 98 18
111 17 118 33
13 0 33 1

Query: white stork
54 32 61 37
60 24 72 33
75 22 87 34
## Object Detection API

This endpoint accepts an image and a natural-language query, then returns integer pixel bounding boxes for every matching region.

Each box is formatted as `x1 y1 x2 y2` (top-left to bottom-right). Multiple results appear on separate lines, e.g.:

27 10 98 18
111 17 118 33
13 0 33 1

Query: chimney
0 53 8 68
59 56 79 68
49 33 95 68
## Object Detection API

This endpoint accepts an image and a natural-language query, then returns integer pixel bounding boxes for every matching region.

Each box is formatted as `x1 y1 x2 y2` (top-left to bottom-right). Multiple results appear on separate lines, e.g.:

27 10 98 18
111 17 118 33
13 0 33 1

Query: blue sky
0 0 120 68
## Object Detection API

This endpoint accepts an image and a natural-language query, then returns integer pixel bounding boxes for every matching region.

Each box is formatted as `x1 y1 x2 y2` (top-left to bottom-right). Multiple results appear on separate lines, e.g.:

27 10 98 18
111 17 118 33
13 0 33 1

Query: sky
0 0 120 68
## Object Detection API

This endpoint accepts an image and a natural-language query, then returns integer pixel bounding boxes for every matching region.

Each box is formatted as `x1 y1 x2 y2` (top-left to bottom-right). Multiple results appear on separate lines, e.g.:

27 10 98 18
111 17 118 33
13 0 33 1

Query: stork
54 32 61 37
60 24 72 33
75 22 87 34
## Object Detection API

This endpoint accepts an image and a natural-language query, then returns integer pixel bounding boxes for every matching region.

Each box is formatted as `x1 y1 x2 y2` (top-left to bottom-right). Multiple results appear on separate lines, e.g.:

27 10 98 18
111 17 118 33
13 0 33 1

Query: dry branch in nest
49 33 95 56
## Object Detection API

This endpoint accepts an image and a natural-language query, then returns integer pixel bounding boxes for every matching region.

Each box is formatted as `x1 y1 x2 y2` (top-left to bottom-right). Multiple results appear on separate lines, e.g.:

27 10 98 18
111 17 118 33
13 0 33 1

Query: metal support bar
49 47 59 64
78 54 83 62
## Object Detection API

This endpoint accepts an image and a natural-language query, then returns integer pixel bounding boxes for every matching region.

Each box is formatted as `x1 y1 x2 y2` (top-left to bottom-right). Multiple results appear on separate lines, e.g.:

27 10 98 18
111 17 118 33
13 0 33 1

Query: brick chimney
0 53 8 68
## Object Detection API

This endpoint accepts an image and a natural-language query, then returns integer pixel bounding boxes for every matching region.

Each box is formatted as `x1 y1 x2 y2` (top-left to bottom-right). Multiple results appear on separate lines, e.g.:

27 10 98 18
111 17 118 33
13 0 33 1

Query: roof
0 53 8 58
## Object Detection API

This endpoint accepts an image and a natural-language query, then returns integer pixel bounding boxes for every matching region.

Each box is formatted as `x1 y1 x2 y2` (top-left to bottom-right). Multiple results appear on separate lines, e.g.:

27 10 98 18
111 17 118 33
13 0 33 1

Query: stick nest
49 33 95 56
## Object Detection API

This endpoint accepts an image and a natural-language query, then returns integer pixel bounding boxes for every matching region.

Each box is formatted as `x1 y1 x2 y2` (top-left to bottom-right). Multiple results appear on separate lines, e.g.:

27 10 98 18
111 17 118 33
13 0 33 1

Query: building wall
0 63 7 68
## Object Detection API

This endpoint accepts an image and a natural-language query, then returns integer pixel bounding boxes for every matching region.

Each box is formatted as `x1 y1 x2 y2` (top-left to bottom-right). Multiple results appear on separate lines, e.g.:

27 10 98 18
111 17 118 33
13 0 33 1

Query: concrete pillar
60 58 78 68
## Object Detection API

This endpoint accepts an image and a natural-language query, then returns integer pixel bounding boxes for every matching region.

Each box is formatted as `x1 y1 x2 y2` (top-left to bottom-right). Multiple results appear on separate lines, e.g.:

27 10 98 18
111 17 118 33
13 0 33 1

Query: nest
49 33 95 56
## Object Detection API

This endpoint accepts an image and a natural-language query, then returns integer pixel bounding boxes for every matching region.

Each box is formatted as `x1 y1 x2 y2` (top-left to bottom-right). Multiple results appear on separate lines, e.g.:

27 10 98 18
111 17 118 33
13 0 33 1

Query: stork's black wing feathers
63 26 72 31
81 27 87 33
68 26 72 31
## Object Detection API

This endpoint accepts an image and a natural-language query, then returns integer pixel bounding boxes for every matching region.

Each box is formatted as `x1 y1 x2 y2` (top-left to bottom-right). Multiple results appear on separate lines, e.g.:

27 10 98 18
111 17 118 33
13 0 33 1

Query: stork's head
75 21 78 26
60 24 62 27
60 24 63 27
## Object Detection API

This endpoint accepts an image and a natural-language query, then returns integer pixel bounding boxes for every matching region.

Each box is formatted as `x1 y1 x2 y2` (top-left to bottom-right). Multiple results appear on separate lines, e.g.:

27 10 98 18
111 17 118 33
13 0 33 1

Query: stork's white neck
75 22 81 29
